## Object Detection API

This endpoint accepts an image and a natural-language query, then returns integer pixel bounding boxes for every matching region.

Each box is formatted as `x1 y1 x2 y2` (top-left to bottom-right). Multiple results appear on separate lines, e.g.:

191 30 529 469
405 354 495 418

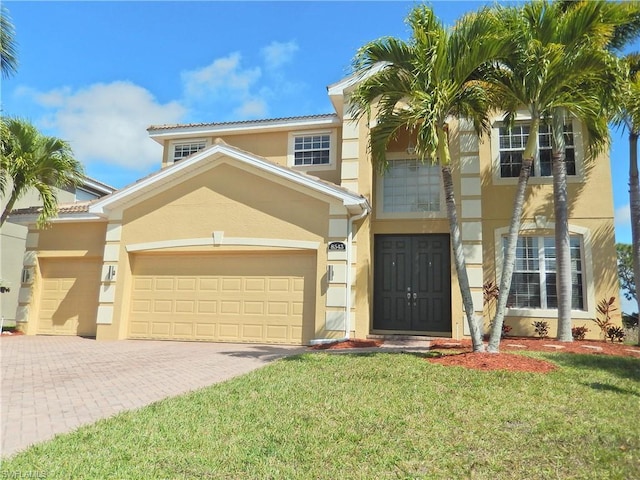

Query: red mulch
428 351 558 373
428 337 640 373
0 330 24 337
309 336 640 374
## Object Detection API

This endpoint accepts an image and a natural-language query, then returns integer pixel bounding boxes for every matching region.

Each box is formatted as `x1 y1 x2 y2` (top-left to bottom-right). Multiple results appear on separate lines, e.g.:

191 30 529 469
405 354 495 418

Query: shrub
571 326 589 341
606 326 625 343
501 324 512 338
593 297 617 339
532 321 549 338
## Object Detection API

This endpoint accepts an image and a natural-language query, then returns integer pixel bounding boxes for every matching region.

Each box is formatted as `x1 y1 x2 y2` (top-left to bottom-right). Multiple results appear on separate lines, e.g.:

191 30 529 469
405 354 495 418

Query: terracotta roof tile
10 200 94 216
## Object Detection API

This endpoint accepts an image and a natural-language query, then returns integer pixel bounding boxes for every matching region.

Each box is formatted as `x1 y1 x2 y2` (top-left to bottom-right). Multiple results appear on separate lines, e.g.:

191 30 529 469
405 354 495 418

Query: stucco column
95 217 122 339
323 204 350 336
458 118 484 337
15 229 38 334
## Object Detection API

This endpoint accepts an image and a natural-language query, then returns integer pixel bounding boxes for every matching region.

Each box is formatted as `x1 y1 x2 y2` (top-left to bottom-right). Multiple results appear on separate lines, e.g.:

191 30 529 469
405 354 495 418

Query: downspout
344 203 370 339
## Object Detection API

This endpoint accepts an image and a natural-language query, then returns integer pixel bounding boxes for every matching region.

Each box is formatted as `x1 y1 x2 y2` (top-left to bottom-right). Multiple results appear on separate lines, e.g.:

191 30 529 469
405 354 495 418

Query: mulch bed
0 329 24 336
310 337 640 374
428 337 640 373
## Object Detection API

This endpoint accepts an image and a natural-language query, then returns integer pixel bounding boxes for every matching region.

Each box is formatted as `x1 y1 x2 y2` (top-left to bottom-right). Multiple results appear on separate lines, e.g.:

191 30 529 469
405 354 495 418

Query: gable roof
10 139 369 224
327 63 388 117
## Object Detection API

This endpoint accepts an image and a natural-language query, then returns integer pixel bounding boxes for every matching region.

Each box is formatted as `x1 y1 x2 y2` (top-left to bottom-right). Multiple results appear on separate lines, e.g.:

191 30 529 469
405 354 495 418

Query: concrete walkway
1 336 304 458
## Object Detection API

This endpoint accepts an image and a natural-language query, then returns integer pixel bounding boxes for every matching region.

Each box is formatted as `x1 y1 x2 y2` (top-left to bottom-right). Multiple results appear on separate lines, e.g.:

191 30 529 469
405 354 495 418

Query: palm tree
0 117 84 227
349 5 508 352
486 0 624 349
614 53 640 346
0 6 18 78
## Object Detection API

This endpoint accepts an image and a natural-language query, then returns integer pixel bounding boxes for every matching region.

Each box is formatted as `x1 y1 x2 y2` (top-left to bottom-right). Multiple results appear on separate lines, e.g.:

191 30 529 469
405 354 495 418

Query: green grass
2 351 639 479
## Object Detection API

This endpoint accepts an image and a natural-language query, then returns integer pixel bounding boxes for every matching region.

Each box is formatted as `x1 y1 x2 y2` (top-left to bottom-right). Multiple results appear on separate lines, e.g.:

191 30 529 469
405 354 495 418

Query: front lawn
2 351 639 479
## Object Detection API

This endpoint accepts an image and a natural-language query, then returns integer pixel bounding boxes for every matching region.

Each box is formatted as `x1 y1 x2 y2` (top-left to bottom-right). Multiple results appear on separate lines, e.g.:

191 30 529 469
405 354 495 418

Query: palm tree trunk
629 131 640 346
0 191 18 227
552 112 573 342
488 118 539 353
487 159 533 352
441 164 485 352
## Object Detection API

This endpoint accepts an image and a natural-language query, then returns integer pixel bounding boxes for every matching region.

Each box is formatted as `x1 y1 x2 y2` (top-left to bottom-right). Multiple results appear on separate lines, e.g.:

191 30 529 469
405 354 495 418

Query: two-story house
9 71 620 343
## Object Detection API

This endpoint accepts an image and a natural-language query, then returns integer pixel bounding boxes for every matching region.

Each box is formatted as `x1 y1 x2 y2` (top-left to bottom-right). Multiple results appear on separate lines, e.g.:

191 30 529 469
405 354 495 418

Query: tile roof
10 201 94 216
147 113 338 132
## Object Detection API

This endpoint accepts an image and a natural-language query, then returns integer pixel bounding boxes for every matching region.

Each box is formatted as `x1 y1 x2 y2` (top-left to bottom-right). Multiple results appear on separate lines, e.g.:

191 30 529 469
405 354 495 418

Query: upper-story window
173 141 207 163
294 134 330 166
375 158 443 219
499 123 575 178
383 159 440 213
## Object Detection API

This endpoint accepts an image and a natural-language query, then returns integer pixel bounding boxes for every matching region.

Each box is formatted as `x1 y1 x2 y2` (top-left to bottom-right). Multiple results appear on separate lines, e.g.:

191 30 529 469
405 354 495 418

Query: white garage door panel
129 253 315 344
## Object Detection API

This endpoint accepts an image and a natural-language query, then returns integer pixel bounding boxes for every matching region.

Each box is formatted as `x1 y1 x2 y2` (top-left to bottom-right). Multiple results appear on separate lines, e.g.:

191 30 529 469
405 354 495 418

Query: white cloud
261 41 299 70
234 98 267 118
181 53 261 100
29 82 185 171
615 204 631 227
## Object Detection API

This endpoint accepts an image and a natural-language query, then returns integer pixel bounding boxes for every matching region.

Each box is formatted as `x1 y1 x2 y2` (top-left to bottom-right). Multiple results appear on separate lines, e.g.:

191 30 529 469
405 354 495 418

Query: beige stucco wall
349 111 619 341
161 129 343 186
477 121 620 340
21 222 107 335
1 183 78 323
98 161 337 342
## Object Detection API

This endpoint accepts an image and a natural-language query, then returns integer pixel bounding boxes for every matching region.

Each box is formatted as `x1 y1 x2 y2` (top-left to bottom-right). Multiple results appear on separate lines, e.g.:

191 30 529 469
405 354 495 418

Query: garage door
129 252 316 344
37 258 101 336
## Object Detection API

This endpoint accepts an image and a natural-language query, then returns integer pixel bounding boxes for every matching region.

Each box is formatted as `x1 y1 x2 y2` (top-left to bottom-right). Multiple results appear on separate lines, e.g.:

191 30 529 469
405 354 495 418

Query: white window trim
287 130 336 172
375 152 445 220
168 138 209 165
494 222 595 319
490 117 585 186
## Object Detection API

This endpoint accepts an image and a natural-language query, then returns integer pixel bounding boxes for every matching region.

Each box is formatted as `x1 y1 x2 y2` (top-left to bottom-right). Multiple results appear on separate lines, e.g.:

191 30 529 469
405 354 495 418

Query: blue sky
2 0 637 247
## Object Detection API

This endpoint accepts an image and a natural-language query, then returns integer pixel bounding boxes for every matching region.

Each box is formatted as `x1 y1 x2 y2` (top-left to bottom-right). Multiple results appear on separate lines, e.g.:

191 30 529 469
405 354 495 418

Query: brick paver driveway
1 336 304 458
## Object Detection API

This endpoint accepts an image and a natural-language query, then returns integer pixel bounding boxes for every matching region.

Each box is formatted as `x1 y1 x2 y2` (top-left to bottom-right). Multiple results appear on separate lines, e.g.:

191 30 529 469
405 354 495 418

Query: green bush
532 320 549 338
606 326 626 343
571 326 589 341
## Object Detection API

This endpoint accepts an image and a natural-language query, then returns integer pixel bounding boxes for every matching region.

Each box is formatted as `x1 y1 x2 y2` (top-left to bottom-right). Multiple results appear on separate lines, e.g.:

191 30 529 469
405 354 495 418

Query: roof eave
8 212 106 226
147 115 342 144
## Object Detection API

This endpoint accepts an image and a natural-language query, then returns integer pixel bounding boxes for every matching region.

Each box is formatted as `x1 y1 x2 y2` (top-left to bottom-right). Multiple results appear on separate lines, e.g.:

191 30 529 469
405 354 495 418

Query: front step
367 334 437 341
367 334 439 350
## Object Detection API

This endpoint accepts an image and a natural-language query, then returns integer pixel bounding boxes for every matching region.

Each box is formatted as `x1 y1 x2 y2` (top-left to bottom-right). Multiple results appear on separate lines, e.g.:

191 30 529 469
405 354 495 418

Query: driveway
1 336 304 458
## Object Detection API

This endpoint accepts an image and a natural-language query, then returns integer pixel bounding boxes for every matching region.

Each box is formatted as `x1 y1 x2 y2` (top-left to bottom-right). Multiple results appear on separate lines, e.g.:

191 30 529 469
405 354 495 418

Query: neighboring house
1 177 115 325
8 72 620 343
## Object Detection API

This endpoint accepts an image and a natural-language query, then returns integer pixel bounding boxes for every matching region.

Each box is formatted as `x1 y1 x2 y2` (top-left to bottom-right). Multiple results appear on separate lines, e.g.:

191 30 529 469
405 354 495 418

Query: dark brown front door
373 234 451 334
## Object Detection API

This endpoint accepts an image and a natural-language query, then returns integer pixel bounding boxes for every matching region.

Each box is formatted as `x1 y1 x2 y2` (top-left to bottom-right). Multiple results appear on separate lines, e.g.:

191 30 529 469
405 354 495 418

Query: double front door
373 234 451 334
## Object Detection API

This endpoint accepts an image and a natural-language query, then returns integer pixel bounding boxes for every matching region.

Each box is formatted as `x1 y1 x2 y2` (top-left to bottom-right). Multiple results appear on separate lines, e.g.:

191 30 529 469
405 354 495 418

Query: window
173 141 206 163
75 187 100 202
382 159 441 213
499 123 575 178
507 235 584 310
293 134 330 166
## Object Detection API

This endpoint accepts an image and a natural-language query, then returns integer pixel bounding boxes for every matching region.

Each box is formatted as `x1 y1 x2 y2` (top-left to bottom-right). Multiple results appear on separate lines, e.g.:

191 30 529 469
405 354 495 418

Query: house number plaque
328 242 346 251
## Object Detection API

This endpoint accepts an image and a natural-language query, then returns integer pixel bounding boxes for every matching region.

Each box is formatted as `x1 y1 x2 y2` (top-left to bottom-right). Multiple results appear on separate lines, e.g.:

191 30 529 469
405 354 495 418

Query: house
1 177 114 327
8 72 620 343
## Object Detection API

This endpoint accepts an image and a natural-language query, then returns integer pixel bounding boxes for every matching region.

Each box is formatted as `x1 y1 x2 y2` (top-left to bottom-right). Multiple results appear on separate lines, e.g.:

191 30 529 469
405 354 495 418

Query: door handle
406 292 411 300
412 293 417 300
